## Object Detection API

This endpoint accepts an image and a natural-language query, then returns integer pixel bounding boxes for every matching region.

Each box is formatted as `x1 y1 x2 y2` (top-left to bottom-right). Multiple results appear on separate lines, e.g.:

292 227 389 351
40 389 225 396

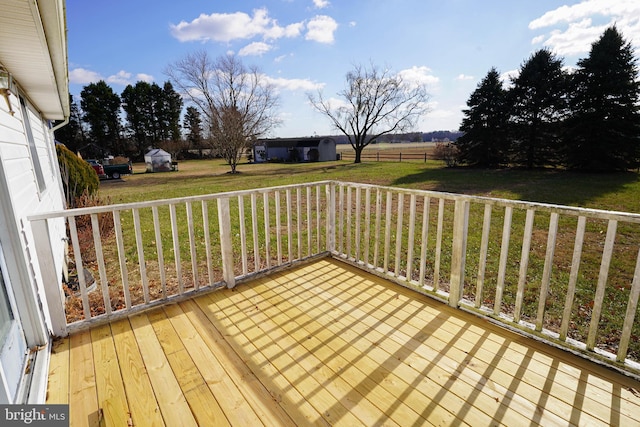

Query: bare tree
166 51 280 173
308 62 431 163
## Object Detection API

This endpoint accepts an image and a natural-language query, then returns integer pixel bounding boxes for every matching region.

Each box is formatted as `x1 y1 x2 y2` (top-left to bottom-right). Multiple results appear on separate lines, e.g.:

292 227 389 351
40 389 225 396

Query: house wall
0 86 67 343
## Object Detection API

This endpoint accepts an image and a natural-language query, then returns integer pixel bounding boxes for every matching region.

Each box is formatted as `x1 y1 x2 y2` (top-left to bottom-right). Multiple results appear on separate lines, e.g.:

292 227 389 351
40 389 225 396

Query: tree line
55 80 208 162
456 26 640 171
56 53 279 173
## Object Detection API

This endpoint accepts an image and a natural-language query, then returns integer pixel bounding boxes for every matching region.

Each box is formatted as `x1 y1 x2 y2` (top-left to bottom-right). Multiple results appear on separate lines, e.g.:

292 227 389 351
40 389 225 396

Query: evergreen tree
184 106 204 157
80 81 122 155
564 26 640 171
509 49 567 168
456 68 509 167
121 81 183 159
54 94 86 153
121 81 155 155
161 81 183 141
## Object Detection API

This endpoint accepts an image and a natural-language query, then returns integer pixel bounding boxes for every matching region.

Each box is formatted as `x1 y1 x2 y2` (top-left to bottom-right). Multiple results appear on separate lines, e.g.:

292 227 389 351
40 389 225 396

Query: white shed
145 148 172 172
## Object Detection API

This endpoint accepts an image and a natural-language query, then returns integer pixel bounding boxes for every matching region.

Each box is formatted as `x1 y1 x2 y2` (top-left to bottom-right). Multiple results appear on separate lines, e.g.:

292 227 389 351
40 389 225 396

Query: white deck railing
28 180 640 373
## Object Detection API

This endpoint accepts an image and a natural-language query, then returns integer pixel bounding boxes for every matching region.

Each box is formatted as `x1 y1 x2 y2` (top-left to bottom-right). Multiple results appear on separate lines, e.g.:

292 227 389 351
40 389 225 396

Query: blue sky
67 0 640 138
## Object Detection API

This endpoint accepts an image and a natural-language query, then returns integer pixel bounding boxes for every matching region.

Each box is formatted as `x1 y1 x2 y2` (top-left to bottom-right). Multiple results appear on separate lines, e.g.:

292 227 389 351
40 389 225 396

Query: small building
145 148 173 172
254 137 336 163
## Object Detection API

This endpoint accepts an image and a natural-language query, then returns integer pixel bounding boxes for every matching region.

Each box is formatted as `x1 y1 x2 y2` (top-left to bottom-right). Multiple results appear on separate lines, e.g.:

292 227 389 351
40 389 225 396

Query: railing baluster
355 187 362 262
286 189 293 262
514 209 535 322
306 187 312 257
587 219 617 351
217 197 235 288
263 192 271 269
200 202 213 287
494 206 513 315
90 213 110 315
326 183 336 252
113 210 131 308
132 208 150 303
346 186 352 259
434 199 445 291
373 189 382 268
338 185 344 255
395 192 404 278
316 186 321 254
560 216 586 341
475 204 492 308
169 204 183 294
419 196 430 288
152 206 167 297
364 188 371 267
384 191 392 273
186 202 199 291
617 247 640 362
68 216 91 319
238 195 248 276
275 191 282 265
406 194 417 282
536 212 559 331
251 193 260 272
297 187 302 260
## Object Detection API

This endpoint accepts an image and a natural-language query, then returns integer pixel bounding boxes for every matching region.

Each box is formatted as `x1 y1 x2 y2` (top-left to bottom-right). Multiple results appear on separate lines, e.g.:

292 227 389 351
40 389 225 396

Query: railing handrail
29 179 640 224
27 180 336 221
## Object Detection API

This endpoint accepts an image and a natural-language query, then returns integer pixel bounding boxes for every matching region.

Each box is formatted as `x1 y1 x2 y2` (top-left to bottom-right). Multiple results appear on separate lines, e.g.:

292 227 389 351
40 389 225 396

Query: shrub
433 142 459 167
56 144 99 207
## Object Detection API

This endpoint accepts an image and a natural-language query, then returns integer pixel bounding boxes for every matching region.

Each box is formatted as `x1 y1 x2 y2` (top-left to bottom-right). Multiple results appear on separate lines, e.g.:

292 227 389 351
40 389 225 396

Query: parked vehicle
102 162 132 179
87 158 133 179
87 159 107 180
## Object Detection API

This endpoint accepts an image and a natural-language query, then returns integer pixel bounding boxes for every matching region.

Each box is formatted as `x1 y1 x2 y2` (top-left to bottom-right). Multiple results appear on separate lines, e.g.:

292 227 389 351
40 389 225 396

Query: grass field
100 150 640 215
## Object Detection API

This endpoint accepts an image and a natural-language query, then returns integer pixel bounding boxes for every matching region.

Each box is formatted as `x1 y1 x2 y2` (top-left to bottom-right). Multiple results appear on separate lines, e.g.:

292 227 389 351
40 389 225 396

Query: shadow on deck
46 258 640 426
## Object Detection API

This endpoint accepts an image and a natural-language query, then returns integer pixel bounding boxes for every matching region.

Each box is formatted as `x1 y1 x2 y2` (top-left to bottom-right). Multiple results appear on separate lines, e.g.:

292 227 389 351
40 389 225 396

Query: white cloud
500 69 519 87
349 21 357 27
397 66 440 87
313 0 330 9
170 8 303 43
531 35 546 45
70 68 153 86
239 42 273 56
264 76 324 92
305 15 338 43
529 1 640 56
107 70 133 86
136 73 154 83
455 74 474 81
69 68 103 84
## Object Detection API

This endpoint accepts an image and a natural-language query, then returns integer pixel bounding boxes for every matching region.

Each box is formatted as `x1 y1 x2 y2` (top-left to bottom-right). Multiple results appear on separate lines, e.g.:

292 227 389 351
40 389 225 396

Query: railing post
326 183 336 253
449 199 470 308
30 219 68 337
217 197 235 288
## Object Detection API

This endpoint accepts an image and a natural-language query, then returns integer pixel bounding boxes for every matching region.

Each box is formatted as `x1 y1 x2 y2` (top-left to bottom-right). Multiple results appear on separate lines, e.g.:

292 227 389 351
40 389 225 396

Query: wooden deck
46 258 640 426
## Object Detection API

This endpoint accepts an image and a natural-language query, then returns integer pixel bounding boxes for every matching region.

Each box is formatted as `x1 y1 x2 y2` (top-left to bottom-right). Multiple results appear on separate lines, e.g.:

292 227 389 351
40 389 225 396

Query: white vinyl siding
0 86 66 340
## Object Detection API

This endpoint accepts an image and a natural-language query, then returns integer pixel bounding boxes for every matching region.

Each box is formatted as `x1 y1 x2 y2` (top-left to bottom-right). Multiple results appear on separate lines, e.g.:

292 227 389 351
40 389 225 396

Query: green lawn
99 158 640 214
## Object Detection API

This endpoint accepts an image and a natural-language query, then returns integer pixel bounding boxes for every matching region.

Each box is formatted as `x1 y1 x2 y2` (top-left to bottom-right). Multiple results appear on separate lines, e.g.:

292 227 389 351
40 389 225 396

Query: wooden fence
339 152 429 162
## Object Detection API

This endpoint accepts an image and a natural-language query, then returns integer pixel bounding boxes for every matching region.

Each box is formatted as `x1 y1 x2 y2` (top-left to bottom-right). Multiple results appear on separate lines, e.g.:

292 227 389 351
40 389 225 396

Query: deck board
48 258 640 426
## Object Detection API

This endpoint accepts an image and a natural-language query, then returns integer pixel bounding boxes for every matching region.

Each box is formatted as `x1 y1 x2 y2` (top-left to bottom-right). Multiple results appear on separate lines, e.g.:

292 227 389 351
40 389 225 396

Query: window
19 96 46 192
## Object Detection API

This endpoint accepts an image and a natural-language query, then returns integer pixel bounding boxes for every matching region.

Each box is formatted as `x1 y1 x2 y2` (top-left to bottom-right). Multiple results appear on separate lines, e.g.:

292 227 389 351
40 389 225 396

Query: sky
66 0 640 138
